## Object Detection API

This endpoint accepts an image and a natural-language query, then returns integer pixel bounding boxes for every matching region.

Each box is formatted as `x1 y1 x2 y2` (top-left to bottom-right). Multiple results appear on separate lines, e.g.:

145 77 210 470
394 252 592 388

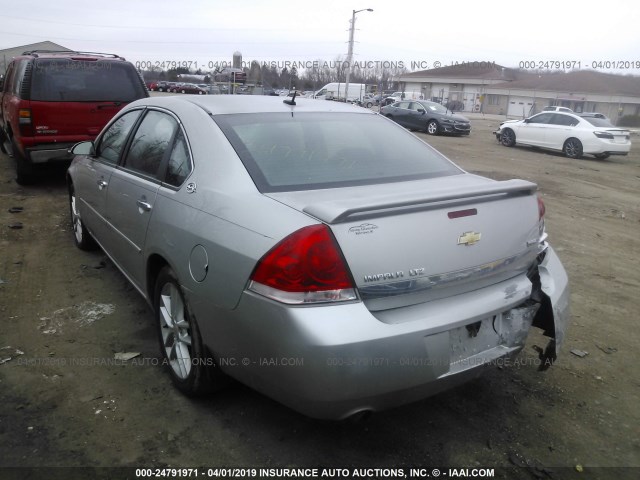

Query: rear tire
563 138 583 159
155 267 226 395
11 139 35 185
500 128 516 147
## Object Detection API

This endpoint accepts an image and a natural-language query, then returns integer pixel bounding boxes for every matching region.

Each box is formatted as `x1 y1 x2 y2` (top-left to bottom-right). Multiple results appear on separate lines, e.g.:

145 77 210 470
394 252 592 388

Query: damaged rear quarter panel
538 246 571 356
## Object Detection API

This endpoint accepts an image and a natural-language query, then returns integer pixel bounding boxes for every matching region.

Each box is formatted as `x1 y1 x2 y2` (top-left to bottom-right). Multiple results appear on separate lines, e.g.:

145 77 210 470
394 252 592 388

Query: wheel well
147 254 170 302
564 137 581 146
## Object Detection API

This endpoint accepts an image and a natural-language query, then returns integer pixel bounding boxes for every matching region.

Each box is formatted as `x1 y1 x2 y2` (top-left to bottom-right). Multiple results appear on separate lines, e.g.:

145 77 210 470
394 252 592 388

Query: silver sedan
67 96 570 419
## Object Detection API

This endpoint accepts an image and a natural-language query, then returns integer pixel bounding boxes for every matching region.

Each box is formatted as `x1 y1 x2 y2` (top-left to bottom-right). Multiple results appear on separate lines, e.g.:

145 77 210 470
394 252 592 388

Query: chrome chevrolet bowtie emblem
458 231 481 246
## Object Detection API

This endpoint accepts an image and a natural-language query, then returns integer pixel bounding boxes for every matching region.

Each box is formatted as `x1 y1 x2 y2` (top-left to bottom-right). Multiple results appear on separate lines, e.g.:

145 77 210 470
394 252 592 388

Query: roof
491 70 640 97
402 63 520 81
0 41 73 70
129 95 375 115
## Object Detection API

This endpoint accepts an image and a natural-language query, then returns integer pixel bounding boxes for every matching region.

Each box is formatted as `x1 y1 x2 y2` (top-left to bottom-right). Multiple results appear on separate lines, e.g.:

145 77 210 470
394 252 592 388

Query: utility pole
344 8 372 102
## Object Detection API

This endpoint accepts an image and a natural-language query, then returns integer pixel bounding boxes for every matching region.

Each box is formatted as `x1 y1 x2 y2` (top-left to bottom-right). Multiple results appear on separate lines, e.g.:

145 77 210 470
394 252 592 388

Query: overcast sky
1 0 639 74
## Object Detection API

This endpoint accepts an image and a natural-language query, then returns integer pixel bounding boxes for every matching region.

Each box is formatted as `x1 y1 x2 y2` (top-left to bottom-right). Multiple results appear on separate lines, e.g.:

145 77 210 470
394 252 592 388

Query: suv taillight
18 108 33 137
248 225 357 305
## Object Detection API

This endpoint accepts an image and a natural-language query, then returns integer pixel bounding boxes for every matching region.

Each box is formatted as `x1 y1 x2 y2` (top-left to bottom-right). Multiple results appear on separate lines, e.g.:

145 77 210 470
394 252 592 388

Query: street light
344 8 373 102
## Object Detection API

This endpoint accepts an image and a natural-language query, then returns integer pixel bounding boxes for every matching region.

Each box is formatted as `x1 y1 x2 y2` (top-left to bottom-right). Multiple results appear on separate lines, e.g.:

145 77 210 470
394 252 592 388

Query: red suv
0 50 148 184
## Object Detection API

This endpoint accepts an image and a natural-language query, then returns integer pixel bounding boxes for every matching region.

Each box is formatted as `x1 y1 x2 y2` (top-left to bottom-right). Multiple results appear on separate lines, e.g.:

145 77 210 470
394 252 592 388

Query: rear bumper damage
532 246 571 368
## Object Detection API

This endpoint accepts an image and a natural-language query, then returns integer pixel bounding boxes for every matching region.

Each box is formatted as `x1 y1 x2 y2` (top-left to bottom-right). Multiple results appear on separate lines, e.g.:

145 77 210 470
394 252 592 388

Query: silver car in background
67 96 570 420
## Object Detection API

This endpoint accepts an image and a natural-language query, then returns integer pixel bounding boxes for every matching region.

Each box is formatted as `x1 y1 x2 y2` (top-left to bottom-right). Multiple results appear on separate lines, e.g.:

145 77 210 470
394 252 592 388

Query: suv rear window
214 112 461 192
30 59 146 102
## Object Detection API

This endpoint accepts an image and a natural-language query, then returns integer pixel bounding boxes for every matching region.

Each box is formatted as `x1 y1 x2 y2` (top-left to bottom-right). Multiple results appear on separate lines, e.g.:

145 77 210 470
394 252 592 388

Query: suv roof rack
22 50 124 60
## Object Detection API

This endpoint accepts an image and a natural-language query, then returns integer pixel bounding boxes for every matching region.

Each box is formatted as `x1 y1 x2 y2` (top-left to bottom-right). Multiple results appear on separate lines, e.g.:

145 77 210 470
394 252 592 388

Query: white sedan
494 111 631 159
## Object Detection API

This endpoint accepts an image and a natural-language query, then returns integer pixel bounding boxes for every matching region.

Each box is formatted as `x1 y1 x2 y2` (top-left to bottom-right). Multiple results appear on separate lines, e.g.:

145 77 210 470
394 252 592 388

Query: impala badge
186 182 197 194
458 231 481 246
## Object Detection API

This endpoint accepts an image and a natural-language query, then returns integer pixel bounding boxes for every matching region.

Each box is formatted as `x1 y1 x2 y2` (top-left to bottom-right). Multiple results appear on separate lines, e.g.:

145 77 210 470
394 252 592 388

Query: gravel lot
0 112 638 479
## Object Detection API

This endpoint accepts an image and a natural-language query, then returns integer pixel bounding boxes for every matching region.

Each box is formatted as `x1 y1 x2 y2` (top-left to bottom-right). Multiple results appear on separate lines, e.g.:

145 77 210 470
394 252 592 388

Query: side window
165 129 192 187
551 114 578 126
3 62 15 94
124 110 177 178
409 102 424 111
11 61 28 96
98 110 141 165
398 102 410 109
528 113 552 124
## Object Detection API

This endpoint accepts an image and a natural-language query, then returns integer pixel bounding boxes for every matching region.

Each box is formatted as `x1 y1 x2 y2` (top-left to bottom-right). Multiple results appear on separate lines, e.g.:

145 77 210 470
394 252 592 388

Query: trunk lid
267 174 544 311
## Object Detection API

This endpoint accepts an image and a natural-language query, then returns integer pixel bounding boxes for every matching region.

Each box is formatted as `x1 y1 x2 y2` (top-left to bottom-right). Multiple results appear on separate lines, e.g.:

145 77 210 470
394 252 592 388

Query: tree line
141 56 408 91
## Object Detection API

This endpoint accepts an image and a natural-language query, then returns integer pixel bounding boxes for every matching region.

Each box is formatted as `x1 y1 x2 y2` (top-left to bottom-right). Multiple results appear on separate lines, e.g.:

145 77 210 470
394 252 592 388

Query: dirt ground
0 115 638 480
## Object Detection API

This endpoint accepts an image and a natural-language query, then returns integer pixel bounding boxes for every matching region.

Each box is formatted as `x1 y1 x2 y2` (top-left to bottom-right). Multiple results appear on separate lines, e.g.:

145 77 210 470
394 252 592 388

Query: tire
158 88 164 92
155 267 225 395
500 128 516 147
563 138 583 159
12 139 35 185
594 153 610 160
426 120 439 135
366 102 373 108
69 184 97 250
181 89 186 94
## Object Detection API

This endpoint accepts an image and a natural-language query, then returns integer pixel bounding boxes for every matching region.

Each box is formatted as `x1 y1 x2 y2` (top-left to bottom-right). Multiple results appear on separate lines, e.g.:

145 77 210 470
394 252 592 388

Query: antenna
283 90 297 106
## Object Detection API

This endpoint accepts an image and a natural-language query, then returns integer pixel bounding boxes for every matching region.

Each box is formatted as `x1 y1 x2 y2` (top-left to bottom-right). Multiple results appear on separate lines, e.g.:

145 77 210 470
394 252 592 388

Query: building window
488 95 501 106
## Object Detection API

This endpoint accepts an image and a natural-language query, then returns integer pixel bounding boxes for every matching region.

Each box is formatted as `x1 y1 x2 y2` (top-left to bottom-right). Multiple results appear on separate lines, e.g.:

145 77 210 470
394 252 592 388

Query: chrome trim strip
359 244 547 300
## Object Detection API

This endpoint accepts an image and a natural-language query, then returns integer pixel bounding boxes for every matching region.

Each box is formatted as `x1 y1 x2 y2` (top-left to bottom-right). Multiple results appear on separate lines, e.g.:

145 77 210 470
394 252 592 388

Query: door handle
136 200 152 212
97 180 108 190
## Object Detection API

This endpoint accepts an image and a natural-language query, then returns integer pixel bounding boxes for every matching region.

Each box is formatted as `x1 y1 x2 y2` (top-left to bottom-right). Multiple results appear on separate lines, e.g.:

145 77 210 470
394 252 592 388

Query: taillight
248 225 357 305
537 195 546 220
18 108 33 137
593 131 614 139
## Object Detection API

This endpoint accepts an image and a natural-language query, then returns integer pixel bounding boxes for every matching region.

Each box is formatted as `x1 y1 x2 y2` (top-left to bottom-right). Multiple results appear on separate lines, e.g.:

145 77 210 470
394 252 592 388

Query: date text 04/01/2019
518 60 640 70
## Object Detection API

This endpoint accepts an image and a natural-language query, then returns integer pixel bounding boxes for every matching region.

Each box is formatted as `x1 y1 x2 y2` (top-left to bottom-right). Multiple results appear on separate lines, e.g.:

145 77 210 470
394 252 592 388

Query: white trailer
314 83 368 102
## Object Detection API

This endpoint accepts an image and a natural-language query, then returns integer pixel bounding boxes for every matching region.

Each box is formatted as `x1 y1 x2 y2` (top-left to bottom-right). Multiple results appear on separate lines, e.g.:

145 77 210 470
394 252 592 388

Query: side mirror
69 141 95 156
523 118 531 123
417 108 425 114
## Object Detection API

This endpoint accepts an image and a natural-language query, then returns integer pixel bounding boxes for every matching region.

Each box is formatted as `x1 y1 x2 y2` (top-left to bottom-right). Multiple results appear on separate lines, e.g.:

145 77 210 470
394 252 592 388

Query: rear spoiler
303 179 537 224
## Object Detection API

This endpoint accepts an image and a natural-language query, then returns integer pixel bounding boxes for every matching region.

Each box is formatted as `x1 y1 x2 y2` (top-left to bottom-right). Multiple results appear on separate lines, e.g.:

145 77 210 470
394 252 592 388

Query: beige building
397 64 640 123
0 41 72 73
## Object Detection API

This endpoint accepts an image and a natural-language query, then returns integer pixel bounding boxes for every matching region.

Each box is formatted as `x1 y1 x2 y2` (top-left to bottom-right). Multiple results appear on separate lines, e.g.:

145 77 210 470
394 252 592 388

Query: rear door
29 58 147 141
543 113 579 149
392 101 413 128
103 109 179 288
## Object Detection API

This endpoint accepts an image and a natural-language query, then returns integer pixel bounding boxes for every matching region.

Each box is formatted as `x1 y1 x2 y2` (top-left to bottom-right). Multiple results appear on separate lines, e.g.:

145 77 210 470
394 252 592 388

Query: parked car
67 95 569 420
176 84 207 95
155 81 170 92
146 81 158 91
542 106 573 113
494 111 631 159
381 100 471 135
0 50 148 184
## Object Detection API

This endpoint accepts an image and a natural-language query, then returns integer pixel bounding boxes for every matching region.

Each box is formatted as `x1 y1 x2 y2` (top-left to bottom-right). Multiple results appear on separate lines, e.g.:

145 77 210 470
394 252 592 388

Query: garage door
507 96 535 118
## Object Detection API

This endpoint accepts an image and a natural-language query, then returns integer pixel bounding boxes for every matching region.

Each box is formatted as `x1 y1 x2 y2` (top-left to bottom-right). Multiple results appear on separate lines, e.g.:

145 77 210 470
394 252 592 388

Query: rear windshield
214 112 462 192
582 117 616 128
30 59 147 102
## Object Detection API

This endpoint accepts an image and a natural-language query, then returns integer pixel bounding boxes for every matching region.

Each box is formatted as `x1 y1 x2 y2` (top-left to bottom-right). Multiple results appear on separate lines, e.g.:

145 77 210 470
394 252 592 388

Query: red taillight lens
249 225 357 304
537 195 546 220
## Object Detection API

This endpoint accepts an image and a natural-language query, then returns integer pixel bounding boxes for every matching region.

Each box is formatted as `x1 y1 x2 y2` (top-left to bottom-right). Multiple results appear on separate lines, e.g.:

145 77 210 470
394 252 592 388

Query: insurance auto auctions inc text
200 467 495 478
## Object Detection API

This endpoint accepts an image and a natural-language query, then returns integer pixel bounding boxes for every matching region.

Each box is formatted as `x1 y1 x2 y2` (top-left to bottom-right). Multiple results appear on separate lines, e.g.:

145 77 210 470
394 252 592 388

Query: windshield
31 58 147 102
214 112 462 193
419 102 448 114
